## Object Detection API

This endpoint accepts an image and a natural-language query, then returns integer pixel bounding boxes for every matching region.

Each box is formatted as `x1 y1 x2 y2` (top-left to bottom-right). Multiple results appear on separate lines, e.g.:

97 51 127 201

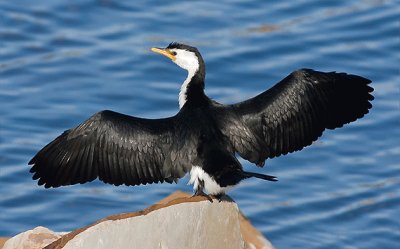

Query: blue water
1 0 399 248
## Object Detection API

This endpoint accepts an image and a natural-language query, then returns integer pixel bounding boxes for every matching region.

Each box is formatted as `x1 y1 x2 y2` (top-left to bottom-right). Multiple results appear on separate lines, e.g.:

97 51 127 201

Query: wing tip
28 156 36 165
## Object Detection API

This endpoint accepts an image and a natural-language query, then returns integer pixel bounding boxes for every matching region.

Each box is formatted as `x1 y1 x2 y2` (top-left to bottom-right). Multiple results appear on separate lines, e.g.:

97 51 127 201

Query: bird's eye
171 51 177 56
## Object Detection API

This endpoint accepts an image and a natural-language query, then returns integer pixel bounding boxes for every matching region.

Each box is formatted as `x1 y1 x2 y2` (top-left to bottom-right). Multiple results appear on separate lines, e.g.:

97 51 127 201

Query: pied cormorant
29 42 374 200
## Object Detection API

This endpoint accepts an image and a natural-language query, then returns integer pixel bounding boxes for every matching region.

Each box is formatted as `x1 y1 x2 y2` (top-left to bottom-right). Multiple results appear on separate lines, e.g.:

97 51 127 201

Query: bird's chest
179 109 225 143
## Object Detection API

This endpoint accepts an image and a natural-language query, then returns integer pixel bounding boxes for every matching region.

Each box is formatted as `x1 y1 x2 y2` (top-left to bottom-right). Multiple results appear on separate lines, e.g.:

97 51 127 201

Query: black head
152 42 205 78
166 42 200 54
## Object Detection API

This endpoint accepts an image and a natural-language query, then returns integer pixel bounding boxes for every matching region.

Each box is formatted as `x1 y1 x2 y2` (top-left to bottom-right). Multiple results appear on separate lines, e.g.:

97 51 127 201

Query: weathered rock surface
0 238 9 249
2 226 62 249
2 191 274 249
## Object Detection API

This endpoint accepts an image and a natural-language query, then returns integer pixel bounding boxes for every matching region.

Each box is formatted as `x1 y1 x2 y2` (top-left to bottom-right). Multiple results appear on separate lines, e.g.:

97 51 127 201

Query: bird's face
151 43 200 74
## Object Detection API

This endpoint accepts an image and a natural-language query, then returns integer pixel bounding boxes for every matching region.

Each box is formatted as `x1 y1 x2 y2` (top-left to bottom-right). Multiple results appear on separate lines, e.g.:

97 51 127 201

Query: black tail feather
243 171 278 181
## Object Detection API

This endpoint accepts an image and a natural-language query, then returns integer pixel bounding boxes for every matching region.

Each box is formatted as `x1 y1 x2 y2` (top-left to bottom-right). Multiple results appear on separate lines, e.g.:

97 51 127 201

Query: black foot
211 193 235 203
192 190 213 202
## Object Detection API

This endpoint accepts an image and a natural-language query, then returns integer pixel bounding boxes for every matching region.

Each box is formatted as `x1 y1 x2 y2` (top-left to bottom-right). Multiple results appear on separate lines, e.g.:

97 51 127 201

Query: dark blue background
1 1 399 248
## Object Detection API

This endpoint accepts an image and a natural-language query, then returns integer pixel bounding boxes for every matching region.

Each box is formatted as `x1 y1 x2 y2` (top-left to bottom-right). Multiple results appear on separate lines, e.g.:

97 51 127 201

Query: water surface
1 1 399 248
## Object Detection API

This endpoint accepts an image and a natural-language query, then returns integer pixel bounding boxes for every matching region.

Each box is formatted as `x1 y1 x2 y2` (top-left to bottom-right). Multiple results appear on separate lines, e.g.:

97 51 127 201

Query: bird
29 42 374 201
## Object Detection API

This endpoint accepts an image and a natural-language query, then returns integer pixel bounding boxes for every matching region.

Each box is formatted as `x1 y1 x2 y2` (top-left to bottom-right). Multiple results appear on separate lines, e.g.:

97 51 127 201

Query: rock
2 226 62 249
0 238 9 249
239 214 275 249
158 192 275 249
3 191 274 249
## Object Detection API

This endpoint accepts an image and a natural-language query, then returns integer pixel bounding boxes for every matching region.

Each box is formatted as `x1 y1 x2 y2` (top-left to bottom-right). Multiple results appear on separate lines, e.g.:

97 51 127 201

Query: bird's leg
192 179 213 202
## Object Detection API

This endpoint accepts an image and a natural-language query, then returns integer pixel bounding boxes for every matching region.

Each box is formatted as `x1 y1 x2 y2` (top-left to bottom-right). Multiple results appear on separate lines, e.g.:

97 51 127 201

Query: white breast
188 166 233 195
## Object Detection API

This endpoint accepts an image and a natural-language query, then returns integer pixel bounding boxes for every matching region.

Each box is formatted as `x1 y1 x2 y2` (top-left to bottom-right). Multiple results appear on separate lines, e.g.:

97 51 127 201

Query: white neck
171 49 201 109
178 66 198 109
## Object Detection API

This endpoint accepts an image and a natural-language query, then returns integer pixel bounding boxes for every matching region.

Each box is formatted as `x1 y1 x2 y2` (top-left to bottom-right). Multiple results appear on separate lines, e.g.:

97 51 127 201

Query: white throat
179 68 197 108
170 49 200 109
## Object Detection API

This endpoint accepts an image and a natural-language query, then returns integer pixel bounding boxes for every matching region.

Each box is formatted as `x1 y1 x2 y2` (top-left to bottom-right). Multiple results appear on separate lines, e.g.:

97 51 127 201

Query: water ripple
1 1 398 248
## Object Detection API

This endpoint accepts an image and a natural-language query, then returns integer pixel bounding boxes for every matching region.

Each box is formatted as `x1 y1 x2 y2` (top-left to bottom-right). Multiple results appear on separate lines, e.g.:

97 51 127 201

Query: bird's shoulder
67 109 177 138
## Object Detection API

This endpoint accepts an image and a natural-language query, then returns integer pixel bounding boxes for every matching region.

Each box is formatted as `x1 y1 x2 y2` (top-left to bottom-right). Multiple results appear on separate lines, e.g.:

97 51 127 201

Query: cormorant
29 42 374 199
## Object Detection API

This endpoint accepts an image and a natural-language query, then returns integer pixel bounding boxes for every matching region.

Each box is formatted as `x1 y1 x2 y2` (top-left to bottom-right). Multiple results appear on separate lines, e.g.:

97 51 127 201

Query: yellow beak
151 47 176 61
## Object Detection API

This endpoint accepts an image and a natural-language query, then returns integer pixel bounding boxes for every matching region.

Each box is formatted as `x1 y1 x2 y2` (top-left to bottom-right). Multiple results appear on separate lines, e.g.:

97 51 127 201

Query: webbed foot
211 193 235 203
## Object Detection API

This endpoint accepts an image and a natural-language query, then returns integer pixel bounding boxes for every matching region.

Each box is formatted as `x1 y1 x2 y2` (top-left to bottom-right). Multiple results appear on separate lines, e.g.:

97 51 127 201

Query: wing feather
29 110 192 188
225 69 373 163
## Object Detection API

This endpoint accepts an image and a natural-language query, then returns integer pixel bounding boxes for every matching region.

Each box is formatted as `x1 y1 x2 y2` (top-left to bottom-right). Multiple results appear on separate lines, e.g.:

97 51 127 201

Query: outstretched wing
223 69 374 163
29 110 192 188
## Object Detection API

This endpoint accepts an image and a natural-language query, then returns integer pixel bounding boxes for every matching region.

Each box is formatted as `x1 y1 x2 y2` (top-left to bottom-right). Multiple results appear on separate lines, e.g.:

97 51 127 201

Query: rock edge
3 191 274 249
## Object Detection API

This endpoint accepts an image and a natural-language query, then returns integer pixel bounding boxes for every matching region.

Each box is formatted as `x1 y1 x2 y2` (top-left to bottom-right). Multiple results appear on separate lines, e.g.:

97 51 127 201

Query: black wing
29 110 192 188
223 69 374 163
